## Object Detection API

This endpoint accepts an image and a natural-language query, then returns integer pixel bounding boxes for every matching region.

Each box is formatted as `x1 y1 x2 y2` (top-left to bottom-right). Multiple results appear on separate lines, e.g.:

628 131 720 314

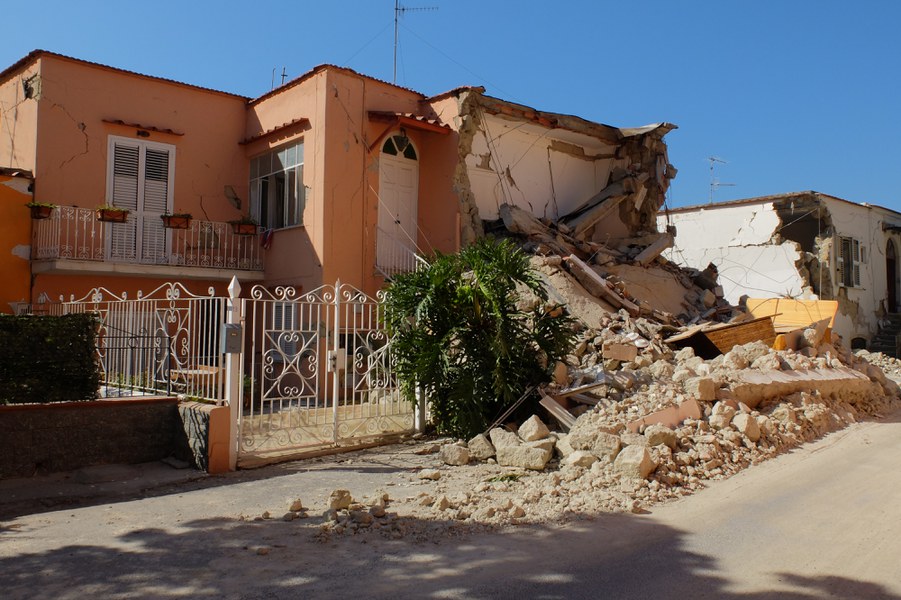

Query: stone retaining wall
0 398 187 478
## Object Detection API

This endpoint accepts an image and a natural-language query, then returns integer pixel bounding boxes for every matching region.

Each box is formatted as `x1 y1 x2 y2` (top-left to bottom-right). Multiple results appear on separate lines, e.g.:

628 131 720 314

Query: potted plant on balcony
228 215 259 236
96 204 130 223
25 201 56 220
161 211 193 229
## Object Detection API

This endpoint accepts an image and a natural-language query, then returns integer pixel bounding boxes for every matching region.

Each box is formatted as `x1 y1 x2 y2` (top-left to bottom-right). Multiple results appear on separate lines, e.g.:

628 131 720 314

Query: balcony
32 207 264 280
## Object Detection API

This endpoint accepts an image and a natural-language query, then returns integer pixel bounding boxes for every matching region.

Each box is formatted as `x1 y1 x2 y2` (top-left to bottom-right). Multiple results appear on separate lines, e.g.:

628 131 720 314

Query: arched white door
377 134 419 275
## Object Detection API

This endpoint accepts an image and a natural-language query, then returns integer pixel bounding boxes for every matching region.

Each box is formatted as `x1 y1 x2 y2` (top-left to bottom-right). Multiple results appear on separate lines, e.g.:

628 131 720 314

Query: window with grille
250 141 305 230
838 236 862 288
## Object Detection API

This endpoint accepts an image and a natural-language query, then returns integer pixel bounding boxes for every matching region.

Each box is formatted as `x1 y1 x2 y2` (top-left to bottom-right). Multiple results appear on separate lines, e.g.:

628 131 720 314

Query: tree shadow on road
1 509 896 600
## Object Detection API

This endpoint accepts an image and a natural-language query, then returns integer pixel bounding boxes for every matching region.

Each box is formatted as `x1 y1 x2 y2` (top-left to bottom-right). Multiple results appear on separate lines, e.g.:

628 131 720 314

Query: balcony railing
33 207 264 272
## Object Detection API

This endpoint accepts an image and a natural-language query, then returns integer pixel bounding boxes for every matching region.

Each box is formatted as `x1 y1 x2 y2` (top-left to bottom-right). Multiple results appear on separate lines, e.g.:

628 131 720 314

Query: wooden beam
539 390 577 431
564 255 640 317
634 232 674 267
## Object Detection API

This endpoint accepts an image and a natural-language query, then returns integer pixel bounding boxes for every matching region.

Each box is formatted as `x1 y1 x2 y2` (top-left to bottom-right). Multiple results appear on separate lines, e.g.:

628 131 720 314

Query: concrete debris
467 433 496 460
440 444 471 466
518 415 551 442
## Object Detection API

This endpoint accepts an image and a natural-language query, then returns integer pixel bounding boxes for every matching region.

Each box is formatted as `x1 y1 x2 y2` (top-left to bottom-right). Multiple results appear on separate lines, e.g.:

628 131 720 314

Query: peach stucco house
0 50 676 311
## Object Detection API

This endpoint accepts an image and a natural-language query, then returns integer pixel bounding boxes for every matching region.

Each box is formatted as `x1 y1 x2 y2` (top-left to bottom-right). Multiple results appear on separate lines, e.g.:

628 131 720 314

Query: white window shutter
110 143 139 261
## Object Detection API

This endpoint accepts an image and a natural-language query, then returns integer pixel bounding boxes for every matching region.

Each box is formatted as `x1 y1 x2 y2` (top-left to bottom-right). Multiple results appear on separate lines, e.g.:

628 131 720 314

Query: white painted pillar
226 276 243 471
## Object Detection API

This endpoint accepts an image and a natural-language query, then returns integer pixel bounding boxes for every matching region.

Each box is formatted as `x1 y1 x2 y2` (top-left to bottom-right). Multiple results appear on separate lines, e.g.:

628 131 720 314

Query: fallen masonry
241 207 901 542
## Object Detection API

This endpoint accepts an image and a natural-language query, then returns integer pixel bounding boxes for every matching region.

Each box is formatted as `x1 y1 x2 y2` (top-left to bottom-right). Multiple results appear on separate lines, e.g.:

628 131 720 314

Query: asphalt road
2 409 900 599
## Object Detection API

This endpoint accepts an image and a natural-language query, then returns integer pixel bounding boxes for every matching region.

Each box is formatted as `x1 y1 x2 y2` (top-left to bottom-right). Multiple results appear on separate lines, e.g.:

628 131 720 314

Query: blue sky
4 1 900 210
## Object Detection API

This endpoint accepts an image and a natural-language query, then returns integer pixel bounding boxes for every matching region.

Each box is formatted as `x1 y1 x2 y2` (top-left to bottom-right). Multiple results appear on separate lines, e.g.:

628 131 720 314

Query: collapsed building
657 192 901 354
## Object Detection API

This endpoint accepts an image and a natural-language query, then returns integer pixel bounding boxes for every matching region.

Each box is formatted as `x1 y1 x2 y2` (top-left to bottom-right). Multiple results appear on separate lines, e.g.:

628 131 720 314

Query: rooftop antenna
271 67 287 90
394 0 438 83
708 156 735 203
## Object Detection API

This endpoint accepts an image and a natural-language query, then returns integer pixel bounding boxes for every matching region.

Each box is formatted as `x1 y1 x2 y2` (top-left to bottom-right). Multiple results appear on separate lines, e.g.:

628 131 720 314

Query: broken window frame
249 141 305 230
838 236 862 288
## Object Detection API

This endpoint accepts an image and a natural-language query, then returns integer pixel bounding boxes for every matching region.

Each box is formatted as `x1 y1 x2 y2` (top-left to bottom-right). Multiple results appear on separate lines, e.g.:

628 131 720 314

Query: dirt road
2 410 900 599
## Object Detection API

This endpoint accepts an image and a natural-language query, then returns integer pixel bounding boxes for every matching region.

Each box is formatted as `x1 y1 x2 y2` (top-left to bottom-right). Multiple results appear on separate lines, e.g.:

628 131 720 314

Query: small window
249 141 305 230
838 236 862 288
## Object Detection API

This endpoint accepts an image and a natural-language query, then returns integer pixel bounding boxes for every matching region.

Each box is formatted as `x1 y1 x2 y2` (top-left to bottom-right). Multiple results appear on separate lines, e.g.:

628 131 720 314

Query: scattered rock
468 434 496 460
613 445 657 479
440 444 471 466
419 469 441 481
328 490 353 510
518 415 551 442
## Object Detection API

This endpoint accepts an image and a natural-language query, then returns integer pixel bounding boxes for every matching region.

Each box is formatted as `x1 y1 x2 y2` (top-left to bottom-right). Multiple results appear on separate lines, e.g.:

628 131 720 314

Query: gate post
226 276 243 470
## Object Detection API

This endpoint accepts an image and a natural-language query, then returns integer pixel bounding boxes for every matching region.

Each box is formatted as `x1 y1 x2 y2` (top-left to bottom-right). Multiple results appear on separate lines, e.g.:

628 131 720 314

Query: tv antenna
394 0 438 83
708 156 735 203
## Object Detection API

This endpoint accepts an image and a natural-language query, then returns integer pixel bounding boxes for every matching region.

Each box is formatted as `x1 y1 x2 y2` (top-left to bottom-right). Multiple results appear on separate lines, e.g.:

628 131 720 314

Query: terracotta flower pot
96 208 130 223
29 205 54 219
161 215 192 229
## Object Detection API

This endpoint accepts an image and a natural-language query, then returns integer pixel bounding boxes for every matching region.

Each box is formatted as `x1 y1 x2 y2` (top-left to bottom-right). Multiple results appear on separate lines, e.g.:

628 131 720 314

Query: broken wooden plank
499 204 580 256
568 393 600 406
634 232 674 267
564 255 640 317
539 390 576 431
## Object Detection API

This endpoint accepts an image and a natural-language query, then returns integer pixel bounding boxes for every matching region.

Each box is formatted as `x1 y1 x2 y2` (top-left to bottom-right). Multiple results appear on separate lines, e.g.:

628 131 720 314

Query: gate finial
228 276 241 299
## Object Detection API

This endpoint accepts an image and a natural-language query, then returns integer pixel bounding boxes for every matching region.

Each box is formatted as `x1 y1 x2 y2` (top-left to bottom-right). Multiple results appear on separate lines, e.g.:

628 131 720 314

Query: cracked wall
441 89 675 245
661 193 901 345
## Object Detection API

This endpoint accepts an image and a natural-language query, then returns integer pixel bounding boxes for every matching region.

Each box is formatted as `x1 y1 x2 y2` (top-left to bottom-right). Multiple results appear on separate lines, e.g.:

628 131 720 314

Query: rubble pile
379 210 901 530
409 331 899 527
271 209 901 543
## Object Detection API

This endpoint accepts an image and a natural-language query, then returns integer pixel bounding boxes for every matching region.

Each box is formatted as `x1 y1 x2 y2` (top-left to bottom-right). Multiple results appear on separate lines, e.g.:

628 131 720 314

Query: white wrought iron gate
238 281 412 465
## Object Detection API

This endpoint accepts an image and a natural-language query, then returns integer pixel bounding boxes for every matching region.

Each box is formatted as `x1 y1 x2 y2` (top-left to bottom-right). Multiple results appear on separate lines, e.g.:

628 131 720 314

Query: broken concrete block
709 401 736 430
644 424 677 449
496 444 553 471
554 433 575 458
684 377 717 401
613 445 657 479
526 438 556 454
626 399 702 433
288 498 304 512
701 289 717 308
467 433 496 460
440 444 471 466
419 469 441 480
603 342 638 363
563 450 598 468
489 427 521 449
518 415 550 442
732 413 761 442
328 490 353 510
592 431 622 461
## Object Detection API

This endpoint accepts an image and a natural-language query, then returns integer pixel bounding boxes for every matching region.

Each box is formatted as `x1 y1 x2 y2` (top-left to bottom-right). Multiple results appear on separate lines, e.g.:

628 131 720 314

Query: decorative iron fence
59 282 228 401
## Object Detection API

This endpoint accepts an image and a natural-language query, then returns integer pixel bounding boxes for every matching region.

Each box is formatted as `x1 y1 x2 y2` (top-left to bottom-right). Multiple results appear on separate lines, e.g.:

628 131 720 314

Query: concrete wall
660 202 807 303
0 398 184 478
465 113 617 223
661 196 901 345
0 174 33 312
0 62 39 170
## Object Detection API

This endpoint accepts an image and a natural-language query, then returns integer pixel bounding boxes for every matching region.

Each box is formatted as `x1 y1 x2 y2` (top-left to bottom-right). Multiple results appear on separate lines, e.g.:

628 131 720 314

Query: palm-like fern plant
383 238 575 438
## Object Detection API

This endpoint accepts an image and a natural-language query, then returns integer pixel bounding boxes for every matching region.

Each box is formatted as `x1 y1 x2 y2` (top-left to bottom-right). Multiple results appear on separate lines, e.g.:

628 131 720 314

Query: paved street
2 409 900 599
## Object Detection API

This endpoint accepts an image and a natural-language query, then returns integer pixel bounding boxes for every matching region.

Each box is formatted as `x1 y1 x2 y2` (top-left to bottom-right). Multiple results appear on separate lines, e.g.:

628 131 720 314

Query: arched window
382 134 417 160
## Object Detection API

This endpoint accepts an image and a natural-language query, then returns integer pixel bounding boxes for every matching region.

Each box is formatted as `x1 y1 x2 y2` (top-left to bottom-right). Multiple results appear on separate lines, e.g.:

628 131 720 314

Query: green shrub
0 313 101 404
383 238 575 438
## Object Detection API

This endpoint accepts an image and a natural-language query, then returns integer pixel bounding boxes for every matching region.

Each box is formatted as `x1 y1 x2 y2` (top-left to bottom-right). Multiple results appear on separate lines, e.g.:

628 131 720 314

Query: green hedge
0 313 101 404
